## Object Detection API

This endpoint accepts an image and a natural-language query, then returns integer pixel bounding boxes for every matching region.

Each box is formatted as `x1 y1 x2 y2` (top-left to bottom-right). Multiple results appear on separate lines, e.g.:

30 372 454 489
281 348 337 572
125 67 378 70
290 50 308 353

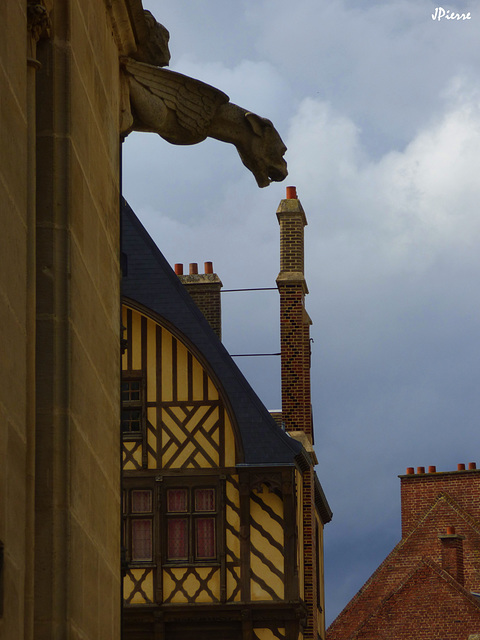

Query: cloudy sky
122 0 480 625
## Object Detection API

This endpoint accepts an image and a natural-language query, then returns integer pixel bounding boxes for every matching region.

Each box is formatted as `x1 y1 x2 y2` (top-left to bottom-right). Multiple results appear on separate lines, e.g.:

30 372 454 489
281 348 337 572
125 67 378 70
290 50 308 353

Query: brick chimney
400 464 480 538
439 526 465 585
175 262 223 340
276 186 313 442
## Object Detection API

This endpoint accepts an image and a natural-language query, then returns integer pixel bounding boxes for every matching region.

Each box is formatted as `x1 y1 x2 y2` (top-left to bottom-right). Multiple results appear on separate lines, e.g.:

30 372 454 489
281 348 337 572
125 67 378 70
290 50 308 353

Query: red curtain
168 519 188 559
131 519 152 561
196 518 215 559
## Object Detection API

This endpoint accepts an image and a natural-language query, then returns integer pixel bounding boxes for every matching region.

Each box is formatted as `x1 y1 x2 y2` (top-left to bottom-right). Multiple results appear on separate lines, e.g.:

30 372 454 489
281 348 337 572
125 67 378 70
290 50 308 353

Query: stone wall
33 1 123 637
0 0 142 637
0 1 30 638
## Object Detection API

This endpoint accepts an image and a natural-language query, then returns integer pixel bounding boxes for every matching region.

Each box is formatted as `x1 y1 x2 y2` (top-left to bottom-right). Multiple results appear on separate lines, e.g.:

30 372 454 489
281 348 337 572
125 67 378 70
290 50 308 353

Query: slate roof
121 199 303 466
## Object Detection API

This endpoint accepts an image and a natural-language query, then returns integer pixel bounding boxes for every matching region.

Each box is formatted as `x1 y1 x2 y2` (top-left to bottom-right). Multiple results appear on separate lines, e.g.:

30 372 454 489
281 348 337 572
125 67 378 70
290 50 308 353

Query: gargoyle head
134 11 171 68
239 113 288 188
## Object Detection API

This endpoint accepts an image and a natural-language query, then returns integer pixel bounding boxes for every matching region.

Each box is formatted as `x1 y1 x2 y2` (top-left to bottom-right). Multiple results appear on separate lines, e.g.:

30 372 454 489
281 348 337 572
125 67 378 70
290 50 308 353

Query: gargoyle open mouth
269 165 288 183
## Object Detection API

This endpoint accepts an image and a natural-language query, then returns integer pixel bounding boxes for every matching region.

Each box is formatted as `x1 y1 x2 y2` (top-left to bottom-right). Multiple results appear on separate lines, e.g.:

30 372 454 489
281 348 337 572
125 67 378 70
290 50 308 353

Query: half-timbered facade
121 196 331 640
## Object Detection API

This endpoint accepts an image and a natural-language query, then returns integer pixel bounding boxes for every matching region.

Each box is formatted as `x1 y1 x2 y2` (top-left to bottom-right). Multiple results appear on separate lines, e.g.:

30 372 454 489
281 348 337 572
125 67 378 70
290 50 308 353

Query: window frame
122 486 155 566
121 371 146 441
162 480 220 566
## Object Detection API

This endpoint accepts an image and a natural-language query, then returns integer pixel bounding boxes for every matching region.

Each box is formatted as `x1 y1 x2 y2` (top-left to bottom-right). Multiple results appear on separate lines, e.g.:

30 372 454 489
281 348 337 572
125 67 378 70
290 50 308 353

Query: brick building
327 464 480 640
120 189 332 640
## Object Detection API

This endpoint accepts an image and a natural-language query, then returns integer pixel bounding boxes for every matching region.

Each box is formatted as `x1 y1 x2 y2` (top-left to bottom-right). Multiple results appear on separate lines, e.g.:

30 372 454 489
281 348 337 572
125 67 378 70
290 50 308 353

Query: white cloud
286 86 480 275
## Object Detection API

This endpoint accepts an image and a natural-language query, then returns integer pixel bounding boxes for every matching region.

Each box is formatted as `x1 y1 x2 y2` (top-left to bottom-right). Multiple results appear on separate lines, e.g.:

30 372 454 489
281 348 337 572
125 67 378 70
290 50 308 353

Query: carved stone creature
122 57 288 187
132 10 171 68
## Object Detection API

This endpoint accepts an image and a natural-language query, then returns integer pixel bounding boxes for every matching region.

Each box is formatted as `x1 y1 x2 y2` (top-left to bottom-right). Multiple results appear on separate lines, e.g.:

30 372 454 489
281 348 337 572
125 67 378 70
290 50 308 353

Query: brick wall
327 465 480 640
276 188 322 639
276 190 312 440
354 560 480 640
401 465 480 536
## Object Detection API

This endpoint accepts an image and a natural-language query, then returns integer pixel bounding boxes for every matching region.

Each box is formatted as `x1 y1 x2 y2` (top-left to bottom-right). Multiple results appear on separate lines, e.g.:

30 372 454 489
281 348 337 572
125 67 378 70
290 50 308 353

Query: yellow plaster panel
191 357 204 400
226 479 240 560
170 405 186 421
250 490 285 601
201 405 220 432
146 318 157 402
195 441 219 467
250 552 285 601
163 567 188 602
255 629 285 640
224 414 236 466
172 441 196 468
147 406 157 427
207 376 218 400
131 310 142 370
161 404 220 469
163 567 220 603
161 329 173 401
122 311 239 468
123 569 154 604
226 565 241 601
121 306 128 370
147 406 157 466
175 340 189 400
251 491 283 541
122 442 142 470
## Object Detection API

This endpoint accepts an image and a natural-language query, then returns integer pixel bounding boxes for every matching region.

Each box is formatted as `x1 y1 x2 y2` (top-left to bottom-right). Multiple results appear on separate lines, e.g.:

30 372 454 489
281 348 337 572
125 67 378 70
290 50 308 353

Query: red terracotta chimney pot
428 466 436 473
189 263 198 275
458 463 465 471
204 261 213 274
406 467 414 475
286 186 297 199
469 462 477 470
174 263 183 275
417 466 425 474
446 525 455 535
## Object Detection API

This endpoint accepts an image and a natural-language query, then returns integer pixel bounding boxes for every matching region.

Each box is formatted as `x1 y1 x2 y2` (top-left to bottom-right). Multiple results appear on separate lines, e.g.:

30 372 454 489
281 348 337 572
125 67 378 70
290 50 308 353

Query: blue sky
123 0 480 624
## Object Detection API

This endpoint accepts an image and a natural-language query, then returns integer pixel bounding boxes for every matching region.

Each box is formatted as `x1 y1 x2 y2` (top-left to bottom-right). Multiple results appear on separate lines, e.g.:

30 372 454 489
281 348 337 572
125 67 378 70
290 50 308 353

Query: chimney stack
400 463 480 537
176 262 223 340
439 526 465 585
276 186 313 441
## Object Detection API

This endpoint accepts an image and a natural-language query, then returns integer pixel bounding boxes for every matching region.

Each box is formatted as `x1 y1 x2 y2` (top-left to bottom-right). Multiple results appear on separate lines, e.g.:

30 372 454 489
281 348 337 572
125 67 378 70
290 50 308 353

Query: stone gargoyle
120 13 287 188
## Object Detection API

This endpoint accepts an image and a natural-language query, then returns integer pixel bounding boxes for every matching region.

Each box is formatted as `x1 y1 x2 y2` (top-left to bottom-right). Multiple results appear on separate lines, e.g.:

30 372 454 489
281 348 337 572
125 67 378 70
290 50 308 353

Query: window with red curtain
132 519 153 561
167 519 188 560
123 488 154 563
166 487 217 562
195 518 216 559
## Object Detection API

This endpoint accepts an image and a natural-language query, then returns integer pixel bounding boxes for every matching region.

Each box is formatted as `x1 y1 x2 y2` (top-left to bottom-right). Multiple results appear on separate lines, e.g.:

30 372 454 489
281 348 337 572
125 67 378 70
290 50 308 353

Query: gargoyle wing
122 58 229 137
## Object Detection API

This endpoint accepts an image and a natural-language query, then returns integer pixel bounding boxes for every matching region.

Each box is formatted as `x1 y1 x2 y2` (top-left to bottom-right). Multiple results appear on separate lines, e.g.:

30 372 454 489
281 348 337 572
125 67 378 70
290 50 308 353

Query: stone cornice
107 0 148 57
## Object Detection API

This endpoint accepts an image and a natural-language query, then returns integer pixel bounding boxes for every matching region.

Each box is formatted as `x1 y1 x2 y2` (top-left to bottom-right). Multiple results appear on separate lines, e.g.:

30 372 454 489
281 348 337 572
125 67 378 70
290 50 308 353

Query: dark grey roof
121 199 302 466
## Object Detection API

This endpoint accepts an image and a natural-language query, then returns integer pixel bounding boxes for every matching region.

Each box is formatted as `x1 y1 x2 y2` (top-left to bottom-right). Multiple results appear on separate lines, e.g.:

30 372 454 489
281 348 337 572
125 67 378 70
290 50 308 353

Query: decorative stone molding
27 1 51 41
250 473 282 493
